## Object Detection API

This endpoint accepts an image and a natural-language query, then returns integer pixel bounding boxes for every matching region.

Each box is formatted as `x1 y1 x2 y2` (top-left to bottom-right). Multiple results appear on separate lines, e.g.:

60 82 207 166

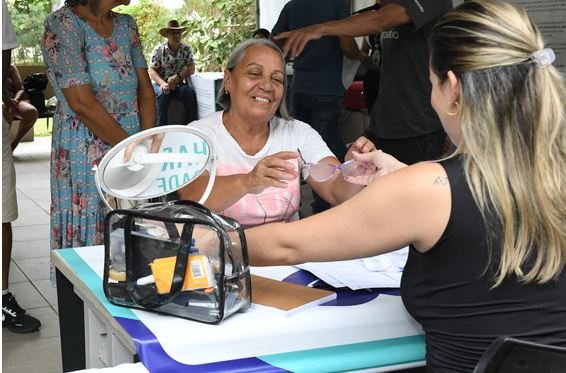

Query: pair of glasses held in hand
297 149 372 182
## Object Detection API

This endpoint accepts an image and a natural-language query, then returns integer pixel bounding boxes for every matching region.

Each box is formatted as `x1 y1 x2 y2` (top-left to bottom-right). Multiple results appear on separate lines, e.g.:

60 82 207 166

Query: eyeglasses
297 149 370 182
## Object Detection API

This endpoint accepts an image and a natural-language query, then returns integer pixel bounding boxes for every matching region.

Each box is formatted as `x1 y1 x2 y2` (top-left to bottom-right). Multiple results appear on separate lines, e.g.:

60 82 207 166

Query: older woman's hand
244 151 299 194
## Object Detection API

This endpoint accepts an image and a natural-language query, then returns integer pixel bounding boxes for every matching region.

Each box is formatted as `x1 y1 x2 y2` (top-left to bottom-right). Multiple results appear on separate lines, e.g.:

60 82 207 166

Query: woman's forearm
178 174 251 212
62 84 131 145
137 68 157 130
72 101 130 145
138 90 156 131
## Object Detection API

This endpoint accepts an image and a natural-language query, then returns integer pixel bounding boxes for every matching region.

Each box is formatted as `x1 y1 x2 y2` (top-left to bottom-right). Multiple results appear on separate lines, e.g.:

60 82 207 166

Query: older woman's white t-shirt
189 111 333 228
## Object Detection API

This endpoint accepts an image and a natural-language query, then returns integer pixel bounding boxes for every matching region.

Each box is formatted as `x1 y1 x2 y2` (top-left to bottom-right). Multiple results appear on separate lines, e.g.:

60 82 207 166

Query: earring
224 89 229 95
446 101 460 116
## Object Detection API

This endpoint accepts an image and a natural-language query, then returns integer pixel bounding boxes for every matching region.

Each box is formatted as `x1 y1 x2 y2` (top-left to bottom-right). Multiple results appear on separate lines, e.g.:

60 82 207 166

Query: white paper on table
362 247 408 272
297 247 409 290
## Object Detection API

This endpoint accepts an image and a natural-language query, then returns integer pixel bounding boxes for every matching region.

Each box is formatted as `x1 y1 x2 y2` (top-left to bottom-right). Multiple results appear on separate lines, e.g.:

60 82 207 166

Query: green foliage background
8 0 52 64
8 0 256 72
180 0 256 72
116 0 172 60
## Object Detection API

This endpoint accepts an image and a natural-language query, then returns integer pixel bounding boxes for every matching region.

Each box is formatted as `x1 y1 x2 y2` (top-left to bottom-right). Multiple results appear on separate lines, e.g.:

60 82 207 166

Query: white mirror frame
94 125 217 210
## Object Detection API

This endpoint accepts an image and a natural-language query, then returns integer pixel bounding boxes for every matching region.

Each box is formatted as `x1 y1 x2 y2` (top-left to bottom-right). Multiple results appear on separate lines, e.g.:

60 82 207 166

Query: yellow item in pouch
108 268 126 282
150 255 215 294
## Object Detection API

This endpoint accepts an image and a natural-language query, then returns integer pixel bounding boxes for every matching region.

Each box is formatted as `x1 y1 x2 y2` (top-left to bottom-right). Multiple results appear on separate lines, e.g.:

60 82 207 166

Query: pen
136 274 155 286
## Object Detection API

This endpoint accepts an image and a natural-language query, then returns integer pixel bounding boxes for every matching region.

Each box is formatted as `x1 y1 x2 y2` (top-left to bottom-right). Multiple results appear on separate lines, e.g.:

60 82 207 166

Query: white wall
258 0 288 31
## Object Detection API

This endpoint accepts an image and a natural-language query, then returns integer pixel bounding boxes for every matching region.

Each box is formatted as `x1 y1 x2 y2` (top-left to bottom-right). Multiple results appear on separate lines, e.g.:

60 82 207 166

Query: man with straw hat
149 20 198 125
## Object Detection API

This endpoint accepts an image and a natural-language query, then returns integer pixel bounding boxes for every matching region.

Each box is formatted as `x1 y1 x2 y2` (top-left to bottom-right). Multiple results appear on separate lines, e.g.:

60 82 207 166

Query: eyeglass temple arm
297 148 307 164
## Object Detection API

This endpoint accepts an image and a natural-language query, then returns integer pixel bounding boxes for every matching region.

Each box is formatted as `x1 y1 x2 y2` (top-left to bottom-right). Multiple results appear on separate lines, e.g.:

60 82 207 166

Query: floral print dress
41 6 147 281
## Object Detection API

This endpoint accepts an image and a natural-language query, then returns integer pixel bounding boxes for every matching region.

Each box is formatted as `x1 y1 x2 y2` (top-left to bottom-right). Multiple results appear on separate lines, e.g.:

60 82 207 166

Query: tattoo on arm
433 176 448 185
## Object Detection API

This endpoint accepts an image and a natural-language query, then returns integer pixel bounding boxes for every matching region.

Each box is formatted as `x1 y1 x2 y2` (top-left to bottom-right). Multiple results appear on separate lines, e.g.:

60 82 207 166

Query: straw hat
159 20 187 37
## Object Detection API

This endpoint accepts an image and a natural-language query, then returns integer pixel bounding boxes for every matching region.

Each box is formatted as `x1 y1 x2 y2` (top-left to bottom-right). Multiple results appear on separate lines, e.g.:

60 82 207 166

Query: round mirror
95 125 216 208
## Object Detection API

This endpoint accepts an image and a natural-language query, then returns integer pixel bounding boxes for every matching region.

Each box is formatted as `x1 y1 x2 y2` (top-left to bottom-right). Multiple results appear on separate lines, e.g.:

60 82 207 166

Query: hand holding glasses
297 149 375 184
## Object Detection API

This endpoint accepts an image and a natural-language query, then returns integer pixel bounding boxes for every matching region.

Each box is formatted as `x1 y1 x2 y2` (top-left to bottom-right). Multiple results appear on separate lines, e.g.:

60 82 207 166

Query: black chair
23 73 55 130
473 336 566 373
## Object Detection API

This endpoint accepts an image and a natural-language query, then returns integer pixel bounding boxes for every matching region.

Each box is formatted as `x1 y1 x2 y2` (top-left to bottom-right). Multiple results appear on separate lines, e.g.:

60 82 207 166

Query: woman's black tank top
401 157 566 372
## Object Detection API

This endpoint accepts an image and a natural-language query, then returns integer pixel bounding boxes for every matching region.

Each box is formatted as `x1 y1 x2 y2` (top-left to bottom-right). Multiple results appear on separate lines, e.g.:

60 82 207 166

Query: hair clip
530 48 555 68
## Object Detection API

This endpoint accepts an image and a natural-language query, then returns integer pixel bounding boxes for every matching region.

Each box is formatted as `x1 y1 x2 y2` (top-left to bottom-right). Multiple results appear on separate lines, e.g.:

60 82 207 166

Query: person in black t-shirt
357 1 381 112
359 32 380 111
274 0 452 165
246 2 566 371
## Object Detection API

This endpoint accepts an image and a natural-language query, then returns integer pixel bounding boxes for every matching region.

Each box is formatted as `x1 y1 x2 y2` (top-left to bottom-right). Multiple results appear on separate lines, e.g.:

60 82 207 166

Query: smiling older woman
178 38 374 228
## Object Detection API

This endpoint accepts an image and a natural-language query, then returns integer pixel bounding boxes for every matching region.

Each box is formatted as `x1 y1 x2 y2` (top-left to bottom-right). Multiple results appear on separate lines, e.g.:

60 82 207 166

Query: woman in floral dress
41 0 156 282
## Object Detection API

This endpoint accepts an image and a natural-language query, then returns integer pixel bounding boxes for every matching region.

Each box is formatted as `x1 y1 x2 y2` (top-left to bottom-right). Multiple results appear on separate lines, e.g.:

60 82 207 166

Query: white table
53 246 425 373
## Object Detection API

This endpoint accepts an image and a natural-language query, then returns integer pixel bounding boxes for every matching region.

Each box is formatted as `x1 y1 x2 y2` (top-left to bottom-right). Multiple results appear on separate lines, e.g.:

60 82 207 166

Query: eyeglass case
104 200 251 324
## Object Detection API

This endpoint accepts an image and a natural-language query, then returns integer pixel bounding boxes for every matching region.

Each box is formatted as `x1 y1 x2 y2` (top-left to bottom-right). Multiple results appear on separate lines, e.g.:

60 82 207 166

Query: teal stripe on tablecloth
58 248 138 319
260 335 425 373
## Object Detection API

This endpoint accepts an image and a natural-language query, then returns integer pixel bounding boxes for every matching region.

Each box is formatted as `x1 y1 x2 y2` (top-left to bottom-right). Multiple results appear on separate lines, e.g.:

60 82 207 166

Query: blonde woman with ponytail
243 1 566 371
429 0 566 288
